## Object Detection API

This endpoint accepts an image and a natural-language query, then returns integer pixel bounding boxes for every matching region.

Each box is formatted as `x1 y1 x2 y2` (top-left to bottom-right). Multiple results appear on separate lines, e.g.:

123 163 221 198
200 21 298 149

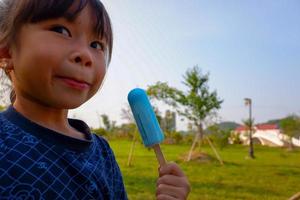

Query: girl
0 0 190 199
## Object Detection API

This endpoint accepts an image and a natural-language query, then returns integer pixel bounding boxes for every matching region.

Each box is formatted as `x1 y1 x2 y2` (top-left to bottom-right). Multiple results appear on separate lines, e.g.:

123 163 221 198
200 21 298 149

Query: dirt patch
179 151 217 163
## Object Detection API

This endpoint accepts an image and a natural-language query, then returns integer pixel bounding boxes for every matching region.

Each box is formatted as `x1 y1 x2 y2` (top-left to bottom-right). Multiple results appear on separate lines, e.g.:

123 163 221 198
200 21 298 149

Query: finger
159 162 185 177
157 175 189 188
156 194 177 200
156 183 186 199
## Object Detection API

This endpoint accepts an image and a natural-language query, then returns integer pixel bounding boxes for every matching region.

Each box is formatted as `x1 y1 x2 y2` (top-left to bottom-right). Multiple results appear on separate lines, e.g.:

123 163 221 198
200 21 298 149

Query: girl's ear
0 46 13 72
0 46 11 59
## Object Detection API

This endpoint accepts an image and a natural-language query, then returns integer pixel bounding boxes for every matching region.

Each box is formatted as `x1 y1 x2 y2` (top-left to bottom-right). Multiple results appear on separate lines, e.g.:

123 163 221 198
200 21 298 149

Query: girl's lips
58 76 90 90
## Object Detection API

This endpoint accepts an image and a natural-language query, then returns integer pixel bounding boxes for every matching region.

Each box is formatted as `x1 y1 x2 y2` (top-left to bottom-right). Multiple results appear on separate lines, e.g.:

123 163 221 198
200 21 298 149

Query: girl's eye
50 26 71 37
90 41 105 51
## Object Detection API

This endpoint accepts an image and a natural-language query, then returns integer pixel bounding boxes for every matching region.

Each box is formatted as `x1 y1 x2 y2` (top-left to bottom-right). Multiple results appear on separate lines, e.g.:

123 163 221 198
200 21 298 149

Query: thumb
159 162 185 177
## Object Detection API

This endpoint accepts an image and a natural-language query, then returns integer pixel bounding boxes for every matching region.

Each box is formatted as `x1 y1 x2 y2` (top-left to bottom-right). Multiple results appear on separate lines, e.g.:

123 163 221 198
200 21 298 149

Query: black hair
0 0 113 104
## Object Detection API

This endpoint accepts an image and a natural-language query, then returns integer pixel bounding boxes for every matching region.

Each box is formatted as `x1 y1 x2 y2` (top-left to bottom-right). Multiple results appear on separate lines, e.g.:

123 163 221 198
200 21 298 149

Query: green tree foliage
118 123 137 139
153 107 163 126
161 110 176 134
207 125 231 150
229 132 242 144
100 114 116 132
93 127 108 137
242 118 255 142
147 66 223 136
243 118 254 130
280 115 300 149
0 105 5 111
147 66 223 161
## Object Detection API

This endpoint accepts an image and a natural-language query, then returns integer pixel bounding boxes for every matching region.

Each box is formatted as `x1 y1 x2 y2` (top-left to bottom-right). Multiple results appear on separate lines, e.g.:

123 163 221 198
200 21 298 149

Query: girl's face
9 3 107 109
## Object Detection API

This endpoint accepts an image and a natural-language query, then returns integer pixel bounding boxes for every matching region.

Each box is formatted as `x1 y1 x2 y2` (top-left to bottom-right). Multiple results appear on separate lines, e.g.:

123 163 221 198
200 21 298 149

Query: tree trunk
186 124 224 165
288 136 294 151
186 125 202 162
186 132 200 162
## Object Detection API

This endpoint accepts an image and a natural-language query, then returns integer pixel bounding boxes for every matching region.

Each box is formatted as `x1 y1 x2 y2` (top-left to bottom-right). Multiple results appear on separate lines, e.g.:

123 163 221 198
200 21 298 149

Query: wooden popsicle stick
153 144 167 166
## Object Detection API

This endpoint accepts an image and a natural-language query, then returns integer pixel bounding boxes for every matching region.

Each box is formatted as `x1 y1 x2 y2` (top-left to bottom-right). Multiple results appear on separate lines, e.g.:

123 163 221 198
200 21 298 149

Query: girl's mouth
57 76 91 90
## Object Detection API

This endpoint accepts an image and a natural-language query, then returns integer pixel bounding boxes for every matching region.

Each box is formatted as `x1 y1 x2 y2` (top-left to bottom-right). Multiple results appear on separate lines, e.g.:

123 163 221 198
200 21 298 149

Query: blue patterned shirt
0 106 127 199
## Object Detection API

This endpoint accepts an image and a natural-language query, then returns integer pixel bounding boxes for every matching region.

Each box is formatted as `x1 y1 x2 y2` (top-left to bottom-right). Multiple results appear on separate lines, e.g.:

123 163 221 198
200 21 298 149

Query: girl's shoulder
91 133 112 151
0 110 22 137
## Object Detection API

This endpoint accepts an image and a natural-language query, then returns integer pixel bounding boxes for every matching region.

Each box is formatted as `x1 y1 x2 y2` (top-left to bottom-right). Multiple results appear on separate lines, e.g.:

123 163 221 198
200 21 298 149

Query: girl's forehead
54 1 94 23
66 1 110 40
67 4 101 37
2 0 112 63
65 0 92 20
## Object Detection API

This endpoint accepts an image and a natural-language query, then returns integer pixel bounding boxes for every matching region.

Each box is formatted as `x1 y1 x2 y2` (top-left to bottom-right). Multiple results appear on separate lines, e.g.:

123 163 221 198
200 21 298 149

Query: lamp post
244 98 255 159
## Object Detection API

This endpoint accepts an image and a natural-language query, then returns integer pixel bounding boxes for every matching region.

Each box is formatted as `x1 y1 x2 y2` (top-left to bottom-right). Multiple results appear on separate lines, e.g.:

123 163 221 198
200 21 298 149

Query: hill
217 121 240 131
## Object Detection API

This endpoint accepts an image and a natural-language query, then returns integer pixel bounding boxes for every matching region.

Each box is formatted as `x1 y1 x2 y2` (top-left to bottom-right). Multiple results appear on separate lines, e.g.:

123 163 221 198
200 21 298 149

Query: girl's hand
156 162 190 200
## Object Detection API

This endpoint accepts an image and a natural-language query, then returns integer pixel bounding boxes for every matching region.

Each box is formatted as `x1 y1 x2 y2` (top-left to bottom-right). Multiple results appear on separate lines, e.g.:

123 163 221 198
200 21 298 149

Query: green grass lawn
109 139 300 200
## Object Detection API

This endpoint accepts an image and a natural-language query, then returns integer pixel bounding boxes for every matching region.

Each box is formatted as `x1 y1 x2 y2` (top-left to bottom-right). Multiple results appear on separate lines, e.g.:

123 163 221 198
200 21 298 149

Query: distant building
232 124 300 147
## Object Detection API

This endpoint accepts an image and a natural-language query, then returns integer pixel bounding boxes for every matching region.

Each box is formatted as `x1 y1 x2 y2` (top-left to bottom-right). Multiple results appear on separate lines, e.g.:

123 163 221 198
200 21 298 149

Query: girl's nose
70 45 92 67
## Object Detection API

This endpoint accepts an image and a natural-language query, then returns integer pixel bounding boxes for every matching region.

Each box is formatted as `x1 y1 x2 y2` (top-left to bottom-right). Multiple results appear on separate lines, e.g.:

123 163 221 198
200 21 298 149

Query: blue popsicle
128 88 166 166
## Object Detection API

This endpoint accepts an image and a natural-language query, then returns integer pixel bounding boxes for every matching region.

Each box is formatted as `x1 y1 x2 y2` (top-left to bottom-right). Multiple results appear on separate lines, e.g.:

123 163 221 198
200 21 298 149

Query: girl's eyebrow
59 16 105 41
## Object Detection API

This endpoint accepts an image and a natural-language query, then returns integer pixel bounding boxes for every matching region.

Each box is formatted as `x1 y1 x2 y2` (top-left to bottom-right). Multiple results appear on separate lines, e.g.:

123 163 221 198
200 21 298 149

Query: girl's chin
41 99 87 110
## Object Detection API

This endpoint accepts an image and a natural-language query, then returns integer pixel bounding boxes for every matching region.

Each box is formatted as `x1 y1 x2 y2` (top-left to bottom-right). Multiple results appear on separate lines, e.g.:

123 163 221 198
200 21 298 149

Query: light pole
244 98 255 158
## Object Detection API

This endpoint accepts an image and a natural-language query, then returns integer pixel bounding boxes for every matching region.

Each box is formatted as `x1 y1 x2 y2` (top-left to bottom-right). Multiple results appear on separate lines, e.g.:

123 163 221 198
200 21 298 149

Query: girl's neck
13 98 86 140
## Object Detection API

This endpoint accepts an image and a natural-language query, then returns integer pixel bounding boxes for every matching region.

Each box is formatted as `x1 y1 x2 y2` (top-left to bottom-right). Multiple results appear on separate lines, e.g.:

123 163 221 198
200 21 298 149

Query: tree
0 105 5 111
147 66 223 162
100 114 115 132
121 106 137 139
280 115 300 150
121 106 135 123
161 110 176 136
207 125 231 150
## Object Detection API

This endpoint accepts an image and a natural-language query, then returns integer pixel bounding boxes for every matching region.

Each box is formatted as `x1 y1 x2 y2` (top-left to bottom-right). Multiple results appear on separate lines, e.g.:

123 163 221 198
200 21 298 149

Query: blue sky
70 0 300 130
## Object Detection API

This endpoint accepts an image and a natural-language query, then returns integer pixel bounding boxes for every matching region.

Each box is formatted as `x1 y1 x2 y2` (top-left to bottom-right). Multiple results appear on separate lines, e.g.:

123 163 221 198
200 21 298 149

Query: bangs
14 0 113 61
